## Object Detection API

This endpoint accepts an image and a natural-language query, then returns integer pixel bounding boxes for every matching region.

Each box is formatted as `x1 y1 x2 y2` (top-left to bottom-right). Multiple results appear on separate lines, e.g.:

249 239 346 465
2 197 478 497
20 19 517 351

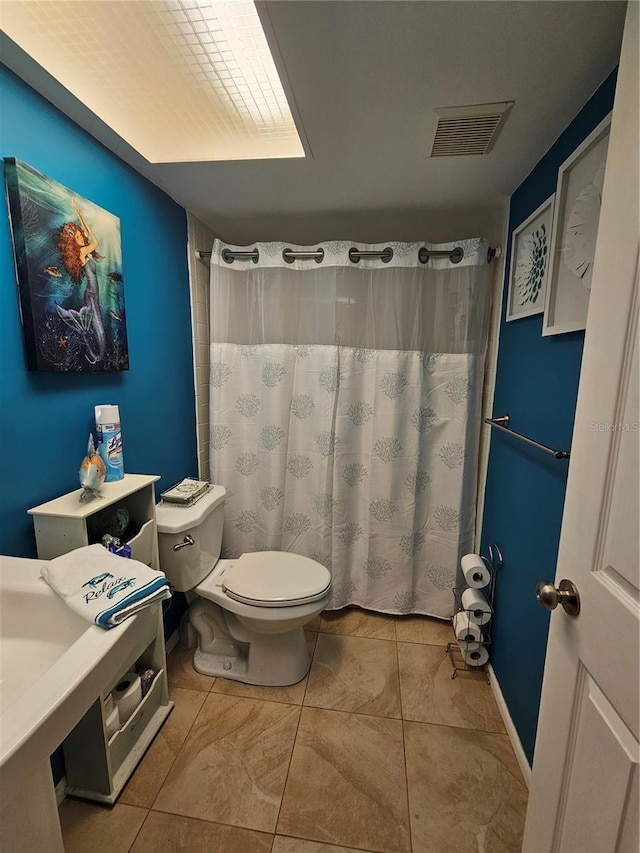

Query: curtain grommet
221 248 260 264
348 247 393 264
418 246 464 265
282 248 324 263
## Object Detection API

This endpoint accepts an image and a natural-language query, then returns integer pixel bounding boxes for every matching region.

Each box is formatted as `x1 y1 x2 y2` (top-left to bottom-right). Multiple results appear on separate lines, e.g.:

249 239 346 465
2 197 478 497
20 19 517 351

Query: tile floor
59 608 528 853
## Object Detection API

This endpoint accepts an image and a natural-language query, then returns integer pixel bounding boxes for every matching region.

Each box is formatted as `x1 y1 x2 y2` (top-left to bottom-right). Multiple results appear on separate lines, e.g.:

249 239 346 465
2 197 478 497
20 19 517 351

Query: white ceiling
1 1 627 245
2 1 306 163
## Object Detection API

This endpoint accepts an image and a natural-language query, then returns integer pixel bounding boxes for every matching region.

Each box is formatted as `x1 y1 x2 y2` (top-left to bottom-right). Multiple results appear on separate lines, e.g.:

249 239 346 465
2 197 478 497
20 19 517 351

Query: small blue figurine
79 434 106 503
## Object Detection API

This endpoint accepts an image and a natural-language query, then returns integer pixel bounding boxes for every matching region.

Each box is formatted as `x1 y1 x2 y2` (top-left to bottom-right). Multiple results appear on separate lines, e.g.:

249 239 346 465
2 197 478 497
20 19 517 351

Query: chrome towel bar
485 415 571 460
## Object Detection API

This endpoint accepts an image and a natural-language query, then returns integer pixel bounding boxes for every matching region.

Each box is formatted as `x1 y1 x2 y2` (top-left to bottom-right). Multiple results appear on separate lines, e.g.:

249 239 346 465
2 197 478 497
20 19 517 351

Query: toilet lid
222 552 331 607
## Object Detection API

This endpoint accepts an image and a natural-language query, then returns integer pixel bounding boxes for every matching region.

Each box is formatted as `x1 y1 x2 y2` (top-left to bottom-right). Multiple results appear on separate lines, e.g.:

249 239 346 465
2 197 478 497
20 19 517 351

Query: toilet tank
155 485 226 591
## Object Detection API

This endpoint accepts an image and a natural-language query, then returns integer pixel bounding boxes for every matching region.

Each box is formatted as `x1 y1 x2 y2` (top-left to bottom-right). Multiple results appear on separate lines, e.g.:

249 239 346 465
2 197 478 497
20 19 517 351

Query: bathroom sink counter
0 555 162 851
0 558 88 715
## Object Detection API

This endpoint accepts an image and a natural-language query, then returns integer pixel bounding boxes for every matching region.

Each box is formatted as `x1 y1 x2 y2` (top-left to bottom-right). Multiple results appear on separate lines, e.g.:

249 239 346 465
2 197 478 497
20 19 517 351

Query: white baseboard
488 664 532 788
55 777 66 808
165 628 180 655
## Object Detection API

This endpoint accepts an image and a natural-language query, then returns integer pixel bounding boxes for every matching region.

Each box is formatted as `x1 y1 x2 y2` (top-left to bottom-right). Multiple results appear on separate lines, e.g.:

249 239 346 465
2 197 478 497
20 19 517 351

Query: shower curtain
209 239 491 617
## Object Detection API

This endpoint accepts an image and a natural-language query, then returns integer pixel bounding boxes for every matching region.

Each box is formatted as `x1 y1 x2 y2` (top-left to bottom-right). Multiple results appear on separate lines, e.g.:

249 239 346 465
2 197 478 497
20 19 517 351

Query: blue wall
0 66 198 564
481 70 617 765
1 65 197 785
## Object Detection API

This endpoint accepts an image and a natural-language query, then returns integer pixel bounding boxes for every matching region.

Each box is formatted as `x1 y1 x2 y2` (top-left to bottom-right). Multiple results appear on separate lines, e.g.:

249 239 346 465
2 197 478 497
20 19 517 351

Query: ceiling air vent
430 101 514 157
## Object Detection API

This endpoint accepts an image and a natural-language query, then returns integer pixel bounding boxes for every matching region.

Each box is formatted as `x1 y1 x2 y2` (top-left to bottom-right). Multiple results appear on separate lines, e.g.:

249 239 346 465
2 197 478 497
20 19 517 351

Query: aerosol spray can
95 404 124 482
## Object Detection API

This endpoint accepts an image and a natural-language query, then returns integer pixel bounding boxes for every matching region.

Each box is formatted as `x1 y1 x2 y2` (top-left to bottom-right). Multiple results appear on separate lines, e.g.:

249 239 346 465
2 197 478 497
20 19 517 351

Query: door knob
536 579 580 617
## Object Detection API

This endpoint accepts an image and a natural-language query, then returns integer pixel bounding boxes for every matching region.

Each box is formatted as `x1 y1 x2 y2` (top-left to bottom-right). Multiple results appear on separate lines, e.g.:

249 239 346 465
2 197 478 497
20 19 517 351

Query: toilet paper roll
461 587 492 626
453 611 483 644
461 553 491 589
105 704 120 737
113 672 142 725
462 644 489 667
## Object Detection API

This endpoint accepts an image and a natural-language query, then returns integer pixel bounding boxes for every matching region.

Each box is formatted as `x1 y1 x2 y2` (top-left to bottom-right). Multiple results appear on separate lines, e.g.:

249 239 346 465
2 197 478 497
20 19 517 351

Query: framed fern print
506 194 554 322
543 113 611 336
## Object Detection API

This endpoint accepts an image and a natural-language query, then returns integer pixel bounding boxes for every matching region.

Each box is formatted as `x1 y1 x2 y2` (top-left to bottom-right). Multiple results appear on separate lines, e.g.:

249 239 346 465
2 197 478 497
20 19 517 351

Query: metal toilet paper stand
445 543 503 683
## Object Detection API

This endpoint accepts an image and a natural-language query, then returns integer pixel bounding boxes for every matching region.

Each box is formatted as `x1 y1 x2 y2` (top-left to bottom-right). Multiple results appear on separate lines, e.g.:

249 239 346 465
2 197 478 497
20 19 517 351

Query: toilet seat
221 552 331 608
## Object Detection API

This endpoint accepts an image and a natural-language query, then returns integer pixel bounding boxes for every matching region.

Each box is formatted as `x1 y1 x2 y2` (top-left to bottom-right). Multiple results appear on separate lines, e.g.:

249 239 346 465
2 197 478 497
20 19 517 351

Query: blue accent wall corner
481 69 617 765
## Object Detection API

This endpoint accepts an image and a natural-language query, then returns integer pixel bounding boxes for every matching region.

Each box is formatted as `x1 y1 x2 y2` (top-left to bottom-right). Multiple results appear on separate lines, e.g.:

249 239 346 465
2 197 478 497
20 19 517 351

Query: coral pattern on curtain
209 240 491 617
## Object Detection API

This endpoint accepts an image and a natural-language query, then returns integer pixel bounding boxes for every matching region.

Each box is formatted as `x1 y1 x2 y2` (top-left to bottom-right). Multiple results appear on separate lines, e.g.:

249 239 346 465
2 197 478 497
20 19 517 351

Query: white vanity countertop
0 554 157 805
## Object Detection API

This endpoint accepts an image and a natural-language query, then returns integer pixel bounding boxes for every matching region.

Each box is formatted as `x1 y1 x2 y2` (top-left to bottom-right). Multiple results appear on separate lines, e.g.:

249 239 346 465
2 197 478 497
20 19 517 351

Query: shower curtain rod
195 246 501 264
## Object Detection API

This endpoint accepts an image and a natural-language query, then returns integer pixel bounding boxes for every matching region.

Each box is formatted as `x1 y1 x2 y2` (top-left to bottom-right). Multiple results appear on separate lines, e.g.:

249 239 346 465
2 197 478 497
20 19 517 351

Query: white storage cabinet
28 473 161 566
28 474 174 804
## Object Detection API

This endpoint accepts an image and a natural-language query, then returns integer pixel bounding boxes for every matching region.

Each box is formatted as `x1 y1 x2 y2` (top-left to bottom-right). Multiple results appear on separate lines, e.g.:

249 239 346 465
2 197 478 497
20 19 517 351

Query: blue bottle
95 404 124 482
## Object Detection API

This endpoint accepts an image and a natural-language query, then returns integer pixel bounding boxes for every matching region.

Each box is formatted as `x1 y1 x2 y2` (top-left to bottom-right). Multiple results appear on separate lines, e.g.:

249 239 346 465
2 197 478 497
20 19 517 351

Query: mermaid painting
55 197 106 364
3 157 129 371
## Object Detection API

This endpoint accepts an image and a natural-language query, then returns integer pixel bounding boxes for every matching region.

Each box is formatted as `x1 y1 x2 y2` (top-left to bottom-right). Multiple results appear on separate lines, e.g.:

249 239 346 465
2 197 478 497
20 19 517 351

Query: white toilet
155 485 331 686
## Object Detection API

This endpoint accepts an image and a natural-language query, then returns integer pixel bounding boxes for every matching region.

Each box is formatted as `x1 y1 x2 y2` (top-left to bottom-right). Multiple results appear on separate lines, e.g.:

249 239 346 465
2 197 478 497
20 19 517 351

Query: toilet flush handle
173 535 194 552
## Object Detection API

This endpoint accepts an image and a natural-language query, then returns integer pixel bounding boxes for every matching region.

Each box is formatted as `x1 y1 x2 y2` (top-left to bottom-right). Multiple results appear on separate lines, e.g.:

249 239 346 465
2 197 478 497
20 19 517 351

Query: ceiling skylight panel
2 0 304 163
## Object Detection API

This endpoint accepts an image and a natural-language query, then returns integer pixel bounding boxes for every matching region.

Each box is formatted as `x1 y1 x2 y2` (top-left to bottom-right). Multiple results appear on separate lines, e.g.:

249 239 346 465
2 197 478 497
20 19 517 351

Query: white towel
41 544 171 629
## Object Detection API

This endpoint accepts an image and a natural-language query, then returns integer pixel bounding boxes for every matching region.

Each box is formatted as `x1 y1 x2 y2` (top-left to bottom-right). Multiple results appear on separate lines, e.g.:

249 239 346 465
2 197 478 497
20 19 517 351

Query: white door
522 4 639 852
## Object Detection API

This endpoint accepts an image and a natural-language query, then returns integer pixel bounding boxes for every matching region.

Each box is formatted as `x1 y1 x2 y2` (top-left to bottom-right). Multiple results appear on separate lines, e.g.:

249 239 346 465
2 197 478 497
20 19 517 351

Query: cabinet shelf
65 662 173 805
60 624 174 804
28 474 160 566
28 474 160 520
108 668 164 749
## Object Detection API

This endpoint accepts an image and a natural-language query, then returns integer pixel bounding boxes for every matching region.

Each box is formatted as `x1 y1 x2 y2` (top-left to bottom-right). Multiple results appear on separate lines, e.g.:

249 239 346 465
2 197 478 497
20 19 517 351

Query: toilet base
188 598 313 686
